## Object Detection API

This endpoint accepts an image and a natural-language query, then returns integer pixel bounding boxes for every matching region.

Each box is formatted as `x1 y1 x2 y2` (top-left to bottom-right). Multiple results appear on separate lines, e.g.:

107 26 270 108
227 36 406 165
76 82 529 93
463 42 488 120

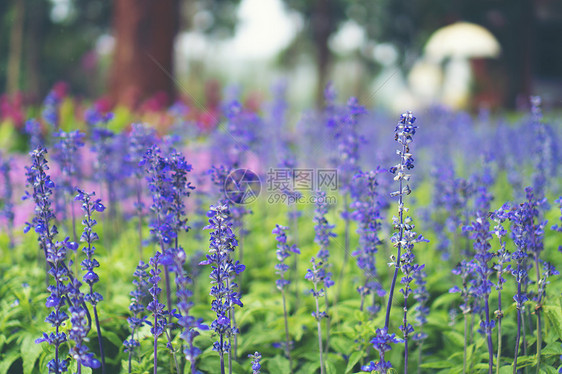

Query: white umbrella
424 22 501 62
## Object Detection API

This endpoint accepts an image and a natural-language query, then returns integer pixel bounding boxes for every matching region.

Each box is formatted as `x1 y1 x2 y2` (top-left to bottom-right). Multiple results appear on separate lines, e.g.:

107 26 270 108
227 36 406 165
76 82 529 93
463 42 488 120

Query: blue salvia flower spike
127 123 157 258
24 147 73 373
490 203 511 373
53 129 85 226
147 251 167 374
305 257 327 374
75 189 106 373
0 153 15 248
170 246 208 374
248 352 262 374
200 204 244 374
124 261 150 373
313 191 336 354
463 194 495 374
273 224 300 372
68 278 101 371
350 169 386 314
508 198 533 374
378 111 426 373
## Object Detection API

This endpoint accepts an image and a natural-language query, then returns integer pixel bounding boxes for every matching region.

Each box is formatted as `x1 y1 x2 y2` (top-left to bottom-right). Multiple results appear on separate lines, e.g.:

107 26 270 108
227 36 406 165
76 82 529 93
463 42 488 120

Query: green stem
282 290 294 374
463 313 467 374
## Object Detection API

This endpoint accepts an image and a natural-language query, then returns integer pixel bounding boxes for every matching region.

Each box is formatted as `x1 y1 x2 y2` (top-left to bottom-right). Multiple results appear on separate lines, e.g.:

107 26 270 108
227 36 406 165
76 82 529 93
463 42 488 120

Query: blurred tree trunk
109 0 179 108
25 0 46 101
518 0 534 104
312 0 332 108
7 0 24 94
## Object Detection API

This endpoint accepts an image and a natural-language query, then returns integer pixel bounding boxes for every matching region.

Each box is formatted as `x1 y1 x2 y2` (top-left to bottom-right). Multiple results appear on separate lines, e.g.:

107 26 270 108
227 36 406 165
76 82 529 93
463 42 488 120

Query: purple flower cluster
23 148 57 244
361 328 404 373
553 197 562 252
200 204 245 373
377 111 427 372
142 145 194 248
42 89 62 129
24 148 73 373
248 351 262 374
313 191 336 289
75 190 105 307
273 224 300 291
67 278 100 370
336 97 366 194
463 200 495 370
53 130 85 221
350 169 386 313
25 118 43 149
169 245 208 373
124 261 150 372
147 252 167 372
0 153 15 247
273 224 299 369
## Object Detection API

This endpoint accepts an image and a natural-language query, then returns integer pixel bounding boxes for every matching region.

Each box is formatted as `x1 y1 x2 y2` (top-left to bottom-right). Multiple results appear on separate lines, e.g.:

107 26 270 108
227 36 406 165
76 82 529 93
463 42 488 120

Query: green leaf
443 330 464 348
542 341 562 357
345 351 363 373
99 329 123 348
296 361 321 374
499 365 513 374
420 360 454 369
20 334 42 374
330 337 353 355
326 360 339 374
540 365 560 374
544 305 562 340
0 350 19 374
267 355 291 373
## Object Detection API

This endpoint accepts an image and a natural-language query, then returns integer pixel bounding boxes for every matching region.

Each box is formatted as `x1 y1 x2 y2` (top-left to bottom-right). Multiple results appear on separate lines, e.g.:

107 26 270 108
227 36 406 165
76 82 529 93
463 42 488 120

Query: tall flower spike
305 257 327 374
530 96 548 201
350 169 386 314
313 191 336 289
248 352 262 374
25 118 43 149
170 246 208 374
332 97 366 304
141 144 177 347
490 203 511 370
167 149 195 241
35 238 76 374
379 111 427 373
124 261 150 373
42 88 63 130
552 197 562 253
508 200 532 374
75 189 106 372
336 97 366 193
147 252 167 374
450 259 477 374
23 147 57 252
127 123 157 257
53 130 85 225
463 201 495 373
24 147 70 374
200 204 244 374
312 191 336 357
0 153 15 247
68 278 101 370
273 224 300 372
